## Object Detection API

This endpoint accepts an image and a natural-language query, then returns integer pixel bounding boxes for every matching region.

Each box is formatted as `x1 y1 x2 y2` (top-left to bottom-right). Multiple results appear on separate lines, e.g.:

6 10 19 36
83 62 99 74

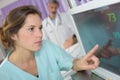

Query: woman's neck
9 48 35 64
9 48 38 76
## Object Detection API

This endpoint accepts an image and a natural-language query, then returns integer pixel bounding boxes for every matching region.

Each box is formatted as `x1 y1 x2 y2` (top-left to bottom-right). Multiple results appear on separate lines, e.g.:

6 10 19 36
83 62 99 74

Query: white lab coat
42 12 75 48
42 12 83 56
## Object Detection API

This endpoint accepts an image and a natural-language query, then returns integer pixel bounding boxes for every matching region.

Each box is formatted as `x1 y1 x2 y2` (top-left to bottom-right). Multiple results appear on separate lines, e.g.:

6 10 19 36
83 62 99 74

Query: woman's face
12 14 43 51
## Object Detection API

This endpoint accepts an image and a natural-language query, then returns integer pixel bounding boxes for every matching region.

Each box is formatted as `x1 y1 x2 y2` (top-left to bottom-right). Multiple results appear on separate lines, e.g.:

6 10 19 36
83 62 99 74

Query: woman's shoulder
42 40 57 47
42 40 66 54
36 40 56 53
37 40 63 54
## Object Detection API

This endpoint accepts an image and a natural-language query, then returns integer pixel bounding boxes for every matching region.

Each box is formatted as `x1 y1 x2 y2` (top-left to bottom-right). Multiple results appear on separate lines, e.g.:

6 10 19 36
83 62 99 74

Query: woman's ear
11 34 17 41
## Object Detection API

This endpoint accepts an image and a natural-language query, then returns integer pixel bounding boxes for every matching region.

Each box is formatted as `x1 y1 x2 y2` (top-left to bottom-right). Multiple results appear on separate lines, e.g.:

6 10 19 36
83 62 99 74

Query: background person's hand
73 45 100 71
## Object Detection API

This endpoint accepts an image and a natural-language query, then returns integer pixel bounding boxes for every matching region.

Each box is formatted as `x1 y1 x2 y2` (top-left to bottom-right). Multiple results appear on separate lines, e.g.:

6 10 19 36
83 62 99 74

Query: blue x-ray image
73 3 120 75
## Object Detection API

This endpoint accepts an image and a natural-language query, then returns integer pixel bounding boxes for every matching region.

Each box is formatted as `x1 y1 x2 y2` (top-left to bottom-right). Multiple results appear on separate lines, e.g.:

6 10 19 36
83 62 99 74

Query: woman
0 5 99 80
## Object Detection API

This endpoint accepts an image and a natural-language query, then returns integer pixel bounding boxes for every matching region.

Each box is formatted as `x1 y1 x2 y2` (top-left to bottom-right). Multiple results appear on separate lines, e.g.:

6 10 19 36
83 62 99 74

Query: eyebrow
27 25 42 28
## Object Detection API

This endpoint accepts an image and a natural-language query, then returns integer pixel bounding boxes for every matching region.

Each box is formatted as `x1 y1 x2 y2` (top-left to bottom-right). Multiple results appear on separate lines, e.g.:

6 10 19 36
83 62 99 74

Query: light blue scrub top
0 40 74 80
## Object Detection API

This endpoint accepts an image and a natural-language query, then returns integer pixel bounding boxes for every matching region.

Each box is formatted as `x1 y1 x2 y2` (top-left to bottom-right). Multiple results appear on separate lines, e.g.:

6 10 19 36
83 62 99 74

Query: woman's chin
34 46 41 51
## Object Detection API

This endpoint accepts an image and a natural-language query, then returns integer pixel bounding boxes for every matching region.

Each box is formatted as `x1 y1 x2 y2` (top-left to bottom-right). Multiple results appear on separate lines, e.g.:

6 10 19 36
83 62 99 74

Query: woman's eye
39 26 43 30
28 27 34 32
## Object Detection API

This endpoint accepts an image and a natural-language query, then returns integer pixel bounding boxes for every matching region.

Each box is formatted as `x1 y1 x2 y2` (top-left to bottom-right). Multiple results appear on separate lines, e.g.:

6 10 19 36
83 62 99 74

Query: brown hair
0 5 41 50
72 34 78 45
47 0 59 7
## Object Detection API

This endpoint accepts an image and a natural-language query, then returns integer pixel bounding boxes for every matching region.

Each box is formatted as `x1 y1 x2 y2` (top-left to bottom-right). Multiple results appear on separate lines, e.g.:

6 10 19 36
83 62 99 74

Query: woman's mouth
35 41 42 45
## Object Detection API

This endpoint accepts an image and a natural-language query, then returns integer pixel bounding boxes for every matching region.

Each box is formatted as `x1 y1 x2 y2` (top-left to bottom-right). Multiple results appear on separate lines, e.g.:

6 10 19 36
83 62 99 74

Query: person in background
42 0 77 49
0 5 99 80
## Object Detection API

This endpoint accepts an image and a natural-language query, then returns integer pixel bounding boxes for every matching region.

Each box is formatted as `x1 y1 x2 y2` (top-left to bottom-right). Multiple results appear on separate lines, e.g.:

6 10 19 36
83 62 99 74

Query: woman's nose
35 29 43 38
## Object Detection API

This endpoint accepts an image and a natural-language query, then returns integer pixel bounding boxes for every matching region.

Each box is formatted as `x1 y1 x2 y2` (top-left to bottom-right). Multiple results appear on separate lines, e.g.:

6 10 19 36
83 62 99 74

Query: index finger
84 44 99 60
